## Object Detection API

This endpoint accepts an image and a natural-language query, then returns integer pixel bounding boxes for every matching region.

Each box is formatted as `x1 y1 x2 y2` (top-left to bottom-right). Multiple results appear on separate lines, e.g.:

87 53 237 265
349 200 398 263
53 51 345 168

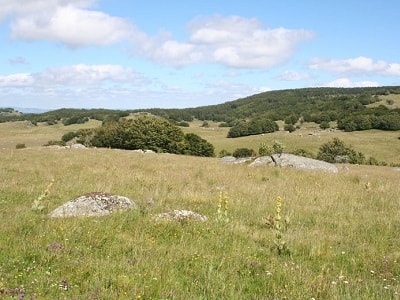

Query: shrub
319 121 330 130
232 148 254 158
178 121 190 127
218 149 232 157
259 141 284 156
43 140 66 147
227 118 279 138
183 133 215 157
317 138 365 164
259 143 273 156
15 143 26 149
61 131 77 143
291 148 315 159
284 124 296 132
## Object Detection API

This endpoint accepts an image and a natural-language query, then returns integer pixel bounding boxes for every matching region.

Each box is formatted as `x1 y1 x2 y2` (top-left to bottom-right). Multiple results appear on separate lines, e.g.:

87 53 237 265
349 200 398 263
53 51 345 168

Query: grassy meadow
1 120 400 299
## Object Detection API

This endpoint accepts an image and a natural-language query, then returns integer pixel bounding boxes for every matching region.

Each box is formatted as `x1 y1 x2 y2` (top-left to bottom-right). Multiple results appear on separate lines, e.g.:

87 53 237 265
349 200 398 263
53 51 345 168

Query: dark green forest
2 86 400 134
137 86 400 132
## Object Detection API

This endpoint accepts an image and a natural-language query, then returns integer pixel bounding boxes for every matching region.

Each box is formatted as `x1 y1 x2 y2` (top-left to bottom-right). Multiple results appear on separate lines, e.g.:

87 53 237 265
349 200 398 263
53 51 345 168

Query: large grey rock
249 153 338 173
249 156 274 166
272 153 338 173
48 192 136 218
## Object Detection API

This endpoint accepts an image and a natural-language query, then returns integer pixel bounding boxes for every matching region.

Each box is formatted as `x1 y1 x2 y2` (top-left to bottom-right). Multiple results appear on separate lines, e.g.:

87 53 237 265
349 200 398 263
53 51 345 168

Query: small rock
154 210 207 222
48 192 136 218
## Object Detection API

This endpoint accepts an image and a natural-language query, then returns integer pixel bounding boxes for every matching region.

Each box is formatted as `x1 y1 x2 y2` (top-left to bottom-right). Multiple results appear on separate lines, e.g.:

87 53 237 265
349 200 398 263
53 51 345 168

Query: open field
182 121 400 165
370 94 400 109
1 121 400 299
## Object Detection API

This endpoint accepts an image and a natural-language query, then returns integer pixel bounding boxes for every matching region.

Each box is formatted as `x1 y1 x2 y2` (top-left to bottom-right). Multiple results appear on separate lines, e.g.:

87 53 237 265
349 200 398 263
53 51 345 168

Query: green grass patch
1 146 400 298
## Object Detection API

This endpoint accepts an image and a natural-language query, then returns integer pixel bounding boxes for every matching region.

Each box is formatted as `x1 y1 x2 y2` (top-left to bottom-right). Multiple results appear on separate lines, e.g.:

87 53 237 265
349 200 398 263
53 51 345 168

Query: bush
44 140 66 147
15 143 26 149
319 121 330 130
291 148 315 159
178 121 190 127
227 119 278 138
284 124 296 132
218 149 232 157
317 138 365 164
61 131 77 143
259 141 284 156
259 143 273 156
183 133 215 157
233 148 254 158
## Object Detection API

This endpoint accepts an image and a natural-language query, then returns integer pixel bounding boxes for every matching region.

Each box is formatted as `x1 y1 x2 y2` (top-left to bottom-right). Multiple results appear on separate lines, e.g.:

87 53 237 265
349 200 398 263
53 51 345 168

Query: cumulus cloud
0 73 34 87
0 64 142 88
309 56 400 76
2 1 313 68
0 0 95 21
10 5 136 46
187 15 314 68
36 64 137 85
321 78 379 88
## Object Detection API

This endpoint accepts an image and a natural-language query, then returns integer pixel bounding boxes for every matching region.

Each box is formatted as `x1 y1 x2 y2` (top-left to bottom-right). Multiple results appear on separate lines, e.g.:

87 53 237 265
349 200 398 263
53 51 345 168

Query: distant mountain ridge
1 86 400 131
13 107 51 114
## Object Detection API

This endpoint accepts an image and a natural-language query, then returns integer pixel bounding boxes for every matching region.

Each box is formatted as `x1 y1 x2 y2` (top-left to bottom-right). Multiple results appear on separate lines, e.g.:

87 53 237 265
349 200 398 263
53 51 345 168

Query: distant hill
13 107 50 114
2 86 400 132
135 86 400 124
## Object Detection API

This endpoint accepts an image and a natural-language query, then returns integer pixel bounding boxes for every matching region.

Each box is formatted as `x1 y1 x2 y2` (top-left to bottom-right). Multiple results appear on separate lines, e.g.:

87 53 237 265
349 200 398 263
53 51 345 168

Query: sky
0 0 400 110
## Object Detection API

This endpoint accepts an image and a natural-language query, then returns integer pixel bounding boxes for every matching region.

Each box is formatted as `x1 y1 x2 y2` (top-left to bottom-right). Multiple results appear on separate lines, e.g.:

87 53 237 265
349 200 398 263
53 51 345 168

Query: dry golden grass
0 119 399 298
1 146 400 299
183 121 400 165
369 94 400 109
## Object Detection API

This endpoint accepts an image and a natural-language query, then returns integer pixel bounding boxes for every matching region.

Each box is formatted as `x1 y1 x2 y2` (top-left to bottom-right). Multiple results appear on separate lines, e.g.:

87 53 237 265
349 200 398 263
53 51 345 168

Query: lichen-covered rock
154 210 207 222
249 153 338 173
272 153 338 173
48 192 136 218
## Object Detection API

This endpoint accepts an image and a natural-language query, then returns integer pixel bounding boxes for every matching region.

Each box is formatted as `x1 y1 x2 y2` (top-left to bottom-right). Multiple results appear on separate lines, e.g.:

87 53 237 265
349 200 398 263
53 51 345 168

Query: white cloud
144 40 203 66
134 15 314 68
321 78 379 88
37 64 137 85
2 1 313 68
9 5 135 47
0 73 34 87
188 15 314 68
0 64 142 88
309 56 400 76
278 70 311 81
0 0 95 21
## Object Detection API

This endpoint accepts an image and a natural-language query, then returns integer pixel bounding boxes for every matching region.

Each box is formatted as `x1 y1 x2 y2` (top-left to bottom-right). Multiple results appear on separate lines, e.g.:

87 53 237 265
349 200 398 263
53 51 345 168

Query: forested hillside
138 86 400 131
2 86 400 133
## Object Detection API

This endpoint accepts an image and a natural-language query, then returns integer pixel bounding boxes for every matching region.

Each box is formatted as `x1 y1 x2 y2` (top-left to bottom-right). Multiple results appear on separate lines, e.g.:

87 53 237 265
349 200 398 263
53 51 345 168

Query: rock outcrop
221 153 337 173
250 153 338 173
48 192 136 218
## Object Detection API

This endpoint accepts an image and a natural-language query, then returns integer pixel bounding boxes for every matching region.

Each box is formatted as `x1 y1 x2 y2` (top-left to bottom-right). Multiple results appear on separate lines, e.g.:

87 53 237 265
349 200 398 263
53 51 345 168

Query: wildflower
216 191 229 223
32 178 55 211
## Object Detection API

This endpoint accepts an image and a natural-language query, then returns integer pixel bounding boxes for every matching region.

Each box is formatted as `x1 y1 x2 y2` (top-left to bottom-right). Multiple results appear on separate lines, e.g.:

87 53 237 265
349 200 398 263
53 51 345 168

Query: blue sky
0 0 399 110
